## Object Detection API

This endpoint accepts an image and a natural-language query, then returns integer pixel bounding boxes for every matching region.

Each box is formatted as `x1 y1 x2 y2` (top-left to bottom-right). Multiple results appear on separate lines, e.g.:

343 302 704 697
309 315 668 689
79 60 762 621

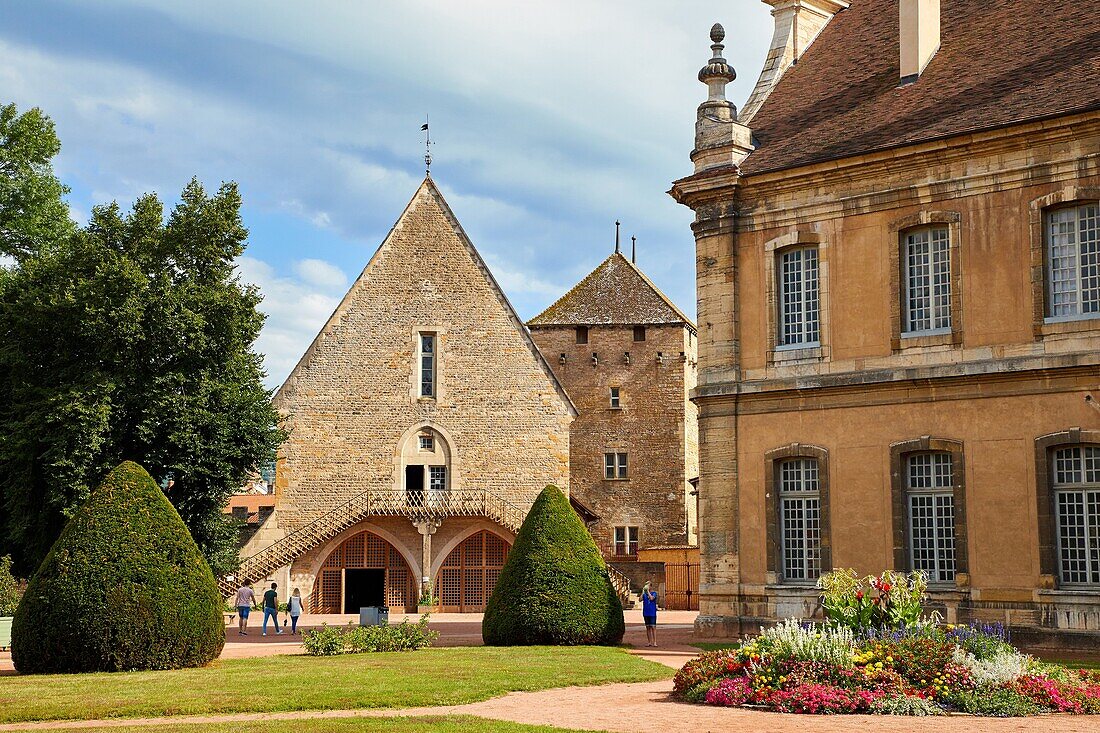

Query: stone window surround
1029 186 1100 339
603 451 629 480
888 436 969 588
764 232 831 365
888 212 964 351
609 386 622 410
409 327 447 404
764 443 832 585
1035 428 1100 589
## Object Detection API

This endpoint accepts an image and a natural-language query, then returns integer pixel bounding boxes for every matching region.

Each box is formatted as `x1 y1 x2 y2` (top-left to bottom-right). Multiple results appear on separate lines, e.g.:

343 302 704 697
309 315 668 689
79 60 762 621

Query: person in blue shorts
641 580 659 647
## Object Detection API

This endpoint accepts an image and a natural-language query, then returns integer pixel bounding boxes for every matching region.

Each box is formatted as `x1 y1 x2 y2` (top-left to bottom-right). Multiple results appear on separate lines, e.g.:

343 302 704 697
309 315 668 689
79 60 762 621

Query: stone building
528 244 699 583
670 0 1100 645
233 176 575 613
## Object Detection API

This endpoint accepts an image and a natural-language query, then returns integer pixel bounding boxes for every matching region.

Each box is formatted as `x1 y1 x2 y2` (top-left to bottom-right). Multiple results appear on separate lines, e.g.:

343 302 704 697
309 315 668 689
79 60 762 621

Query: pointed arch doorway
434 529 511 612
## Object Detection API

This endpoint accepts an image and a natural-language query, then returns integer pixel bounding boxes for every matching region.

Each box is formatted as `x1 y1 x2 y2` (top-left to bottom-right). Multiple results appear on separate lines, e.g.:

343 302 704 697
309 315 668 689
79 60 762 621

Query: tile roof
740 0 1100 176
528 252 694 329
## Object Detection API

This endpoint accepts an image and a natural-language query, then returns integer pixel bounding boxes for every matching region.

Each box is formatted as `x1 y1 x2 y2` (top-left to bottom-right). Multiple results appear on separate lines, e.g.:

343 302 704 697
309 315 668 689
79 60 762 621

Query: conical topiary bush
483 485 625 645
11 461 225 672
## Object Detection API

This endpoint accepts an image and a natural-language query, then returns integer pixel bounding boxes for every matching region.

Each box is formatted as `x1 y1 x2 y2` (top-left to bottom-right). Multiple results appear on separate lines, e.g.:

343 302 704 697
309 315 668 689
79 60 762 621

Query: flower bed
676 570 1100 716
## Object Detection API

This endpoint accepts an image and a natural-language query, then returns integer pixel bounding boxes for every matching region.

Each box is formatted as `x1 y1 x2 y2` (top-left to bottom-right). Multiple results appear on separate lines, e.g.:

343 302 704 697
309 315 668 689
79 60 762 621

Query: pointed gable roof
527 252 695 331
276 176 576 416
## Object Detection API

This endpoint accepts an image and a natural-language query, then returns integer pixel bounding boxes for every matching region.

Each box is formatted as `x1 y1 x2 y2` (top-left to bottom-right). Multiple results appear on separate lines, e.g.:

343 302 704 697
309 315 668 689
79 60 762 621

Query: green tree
0 103 74 261
11 462 225 673
0 108 283 575
482 486 625 646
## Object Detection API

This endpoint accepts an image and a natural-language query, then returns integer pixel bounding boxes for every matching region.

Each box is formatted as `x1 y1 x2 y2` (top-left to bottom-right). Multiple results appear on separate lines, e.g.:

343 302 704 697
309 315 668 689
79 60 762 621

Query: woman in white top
287 588 304 634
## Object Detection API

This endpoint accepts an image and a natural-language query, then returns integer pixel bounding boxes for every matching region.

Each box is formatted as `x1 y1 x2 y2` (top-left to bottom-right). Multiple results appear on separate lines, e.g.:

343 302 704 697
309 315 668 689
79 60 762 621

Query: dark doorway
405 464 424 506
344 568 385 613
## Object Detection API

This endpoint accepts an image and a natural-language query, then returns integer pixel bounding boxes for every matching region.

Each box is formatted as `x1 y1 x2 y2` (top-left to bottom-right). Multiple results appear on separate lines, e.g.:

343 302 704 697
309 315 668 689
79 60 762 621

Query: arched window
890 437 967 585
1052 445 1100 585
765 444 831 584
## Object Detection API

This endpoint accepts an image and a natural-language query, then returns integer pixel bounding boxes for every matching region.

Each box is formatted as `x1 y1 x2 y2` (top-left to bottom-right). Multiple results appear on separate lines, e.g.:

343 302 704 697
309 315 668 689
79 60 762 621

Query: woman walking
287 588 304 634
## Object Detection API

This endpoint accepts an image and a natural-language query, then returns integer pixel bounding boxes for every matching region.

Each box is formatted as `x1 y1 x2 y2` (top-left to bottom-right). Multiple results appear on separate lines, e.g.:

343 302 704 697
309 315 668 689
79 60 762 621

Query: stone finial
699 22 736 102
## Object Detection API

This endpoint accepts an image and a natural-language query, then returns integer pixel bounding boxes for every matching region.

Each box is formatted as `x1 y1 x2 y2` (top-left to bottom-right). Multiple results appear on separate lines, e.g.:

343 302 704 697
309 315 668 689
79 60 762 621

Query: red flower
856 590 864 600
882 583 892 592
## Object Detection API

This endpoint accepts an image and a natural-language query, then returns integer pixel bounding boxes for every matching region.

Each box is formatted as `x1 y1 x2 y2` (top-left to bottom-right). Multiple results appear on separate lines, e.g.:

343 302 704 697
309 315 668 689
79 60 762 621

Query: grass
0 646 671 724
79 716 597 733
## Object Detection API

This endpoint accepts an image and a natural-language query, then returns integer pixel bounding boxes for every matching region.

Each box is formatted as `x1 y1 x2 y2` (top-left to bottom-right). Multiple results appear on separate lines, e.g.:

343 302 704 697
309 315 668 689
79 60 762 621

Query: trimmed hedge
482 485 624 646
11 461 225 672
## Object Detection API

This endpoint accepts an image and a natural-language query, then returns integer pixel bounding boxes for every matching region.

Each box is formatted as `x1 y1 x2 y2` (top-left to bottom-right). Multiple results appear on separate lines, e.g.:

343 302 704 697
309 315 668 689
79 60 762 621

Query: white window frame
418 333 436 398
1046 202 1100 322
604 452 628 480
613 525 639 557
902 226 952 336
1053 445 1100 586
906 452 957 583
418 433 434 451
609 387 621 409
776 246 821 349
778 458 821 582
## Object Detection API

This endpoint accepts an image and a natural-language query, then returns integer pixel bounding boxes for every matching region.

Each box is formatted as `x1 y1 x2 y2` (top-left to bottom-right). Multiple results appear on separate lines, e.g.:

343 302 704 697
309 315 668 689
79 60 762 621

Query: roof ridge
528 251 695 330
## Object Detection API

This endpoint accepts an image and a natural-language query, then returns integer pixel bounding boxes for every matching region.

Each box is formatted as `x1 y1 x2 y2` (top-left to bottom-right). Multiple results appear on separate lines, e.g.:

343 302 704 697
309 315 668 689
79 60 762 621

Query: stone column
415 520 441 602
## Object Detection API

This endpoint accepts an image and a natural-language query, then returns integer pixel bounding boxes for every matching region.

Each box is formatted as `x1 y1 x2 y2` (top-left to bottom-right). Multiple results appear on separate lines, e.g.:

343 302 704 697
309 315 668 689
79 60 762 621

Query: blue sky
1 0 772 386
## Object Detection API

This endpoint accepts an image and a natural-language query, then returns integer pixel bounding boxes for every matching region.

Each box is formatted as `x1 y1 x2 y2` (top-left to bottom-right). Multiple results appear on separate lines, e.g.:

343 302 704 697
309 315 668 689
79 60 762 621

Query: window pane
1058 490 1089 584
1055 447 1083 485
782 497 807 580
1047 204 1100 317
935 494 957 582
604 454 615 479
618 453 628 479
904 228 951 333
420 335 435 397
429 466 447 492
778 248 820 346
778 458 821 581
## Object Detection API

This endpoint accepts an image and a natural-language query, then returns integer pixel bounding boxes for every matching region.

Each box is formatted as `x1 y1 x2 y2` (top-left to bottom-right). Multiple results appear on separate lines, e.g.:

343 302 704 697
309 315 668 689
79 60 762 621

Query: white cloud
236 256 347 386
294 258 348 290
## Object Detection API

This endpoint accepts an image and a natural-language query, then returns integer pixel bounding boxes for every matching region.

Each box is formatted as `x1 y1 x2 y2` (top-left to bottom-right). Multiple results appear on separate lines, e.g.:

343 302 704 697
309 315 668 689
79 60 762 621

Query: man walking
234 580 256 636
262 582 284 636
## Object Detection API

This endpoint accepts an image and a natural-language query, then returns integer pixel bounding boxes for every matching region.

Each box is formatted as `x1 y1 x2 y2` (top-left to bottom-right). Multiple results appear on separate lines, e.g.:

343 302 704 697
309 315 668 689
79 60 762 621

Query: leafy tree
0 103 73 261
0 104 283 575
11 462 225 673
482 486 625 646
0 555 21 616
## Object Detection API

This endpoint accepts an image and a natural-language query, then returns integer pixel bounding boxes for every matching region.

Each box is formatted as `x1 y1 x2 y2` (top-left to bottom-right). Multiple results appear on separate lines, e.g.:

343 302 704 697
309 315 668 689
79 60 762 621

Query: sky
0 1 773 387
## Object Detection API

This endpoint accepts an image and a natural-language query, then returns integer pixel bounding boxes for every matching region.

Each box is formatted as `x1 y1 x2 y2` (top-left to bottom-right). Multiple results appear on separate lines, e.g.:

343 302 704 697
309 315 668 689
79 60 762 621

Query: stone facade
671 4 1100 647
528 253 699 562
242 177 575 612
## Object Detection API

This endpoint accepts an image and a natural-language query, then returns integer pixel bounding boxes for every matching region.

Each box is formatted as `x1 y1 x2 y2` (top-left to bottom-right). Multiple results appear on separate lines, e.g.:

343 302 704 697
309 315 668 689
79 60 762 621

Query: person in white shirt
287 588 304 634
234 581 257 636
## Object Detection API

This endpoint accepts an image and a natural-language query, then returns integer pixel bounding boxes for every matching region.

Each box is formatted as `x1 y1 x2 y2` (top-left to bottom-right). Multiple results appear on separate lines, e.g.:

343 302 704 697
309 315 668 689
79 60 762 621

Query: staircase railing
606 564 633 607
220 488 529 597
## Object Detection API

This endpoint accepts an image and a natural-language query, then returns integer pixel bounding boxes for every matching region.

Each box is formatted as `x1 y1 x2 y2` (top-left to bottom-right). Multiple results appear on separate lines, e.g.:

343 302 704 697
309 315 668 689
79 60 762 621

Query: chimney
899 0 940 82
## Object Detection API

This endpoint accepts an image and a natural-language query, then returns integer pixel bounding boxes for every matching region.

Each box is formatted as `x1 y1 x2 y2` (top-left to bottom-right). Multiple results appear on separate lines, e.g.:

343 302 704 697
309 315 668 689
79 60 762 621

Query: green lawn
80 716 595 733
0 646 670 724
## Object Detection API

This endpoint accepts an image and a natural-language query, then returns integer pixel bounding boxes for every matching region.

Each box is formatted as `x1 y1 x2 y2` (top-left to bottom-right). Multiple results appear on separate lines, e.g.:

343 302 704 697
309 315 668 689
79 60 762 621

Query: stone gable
271 177 574 531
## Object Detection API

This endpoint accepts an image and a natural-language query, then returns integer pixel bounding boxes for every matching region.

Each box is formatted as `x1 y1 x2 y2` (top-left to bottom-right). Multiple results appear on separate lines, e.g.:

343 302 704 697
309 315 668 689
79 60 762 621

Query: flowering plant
819 569 928 631
768 683 883 714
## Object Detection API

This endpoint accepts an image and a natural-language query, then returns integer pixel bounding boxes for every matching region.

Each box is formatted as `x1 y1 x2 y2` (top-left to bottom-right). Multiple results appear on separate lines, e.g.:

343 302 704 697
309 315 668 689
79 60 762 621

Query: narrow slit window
633 325 646 342
610 387 621 408
419 333 436 398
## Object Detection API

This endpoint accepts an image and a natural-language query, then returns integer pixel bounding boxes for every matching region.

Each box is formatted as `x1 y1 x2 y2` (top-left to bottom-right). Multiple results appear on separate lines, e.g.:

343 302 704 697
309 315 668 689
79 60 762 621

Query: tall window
903 227 952 333
604 452 628 480
419 333 436 398
576 326 589 344
609 387 621 409
613 526 639 557
1054 445 1100 585
633 325 646 342
778 458 821 581
906 452 957 582
1047 203 1099 318
777 247 820 347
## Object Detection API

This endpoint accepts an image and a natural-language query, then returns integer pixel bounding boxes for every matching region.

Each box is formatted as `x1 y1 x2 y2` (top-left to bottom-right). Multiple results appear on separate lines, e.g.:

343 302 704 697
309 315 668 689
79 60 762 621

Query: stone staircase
220 488 527 597
606 564 635 609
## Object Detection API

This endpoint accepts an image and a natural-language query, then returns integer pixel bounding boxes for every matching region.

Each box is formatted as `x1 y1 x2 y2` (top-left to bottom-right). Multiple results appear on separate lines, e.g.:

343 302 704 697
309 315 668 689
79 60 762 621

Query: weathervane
421 116 433 174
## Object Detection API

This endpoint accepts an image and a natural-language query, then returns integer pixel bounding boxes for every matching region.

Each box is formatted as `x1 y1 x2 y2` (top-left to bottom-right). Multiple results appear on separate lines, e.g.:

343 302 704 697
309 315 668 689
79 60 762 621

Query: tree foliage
0 103 74 262
0 102 283 576
11 462 225 673
482 486 625 646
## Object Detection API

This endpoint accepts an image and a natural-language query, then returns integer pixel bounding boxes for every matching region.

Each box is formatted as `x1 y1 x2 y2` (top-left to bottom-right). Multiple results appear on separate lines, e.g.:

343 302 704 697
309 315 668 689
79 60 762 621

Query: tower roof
528 252 695 331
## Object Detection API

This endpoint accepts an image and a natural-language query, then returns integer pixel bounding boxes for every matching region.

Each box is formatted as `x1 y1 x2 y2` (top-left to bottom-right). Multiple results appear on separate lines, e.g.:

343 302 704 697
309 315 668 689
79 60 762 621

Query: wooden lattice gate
435 530 511 612
311 530 417 613
664 561 700 610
